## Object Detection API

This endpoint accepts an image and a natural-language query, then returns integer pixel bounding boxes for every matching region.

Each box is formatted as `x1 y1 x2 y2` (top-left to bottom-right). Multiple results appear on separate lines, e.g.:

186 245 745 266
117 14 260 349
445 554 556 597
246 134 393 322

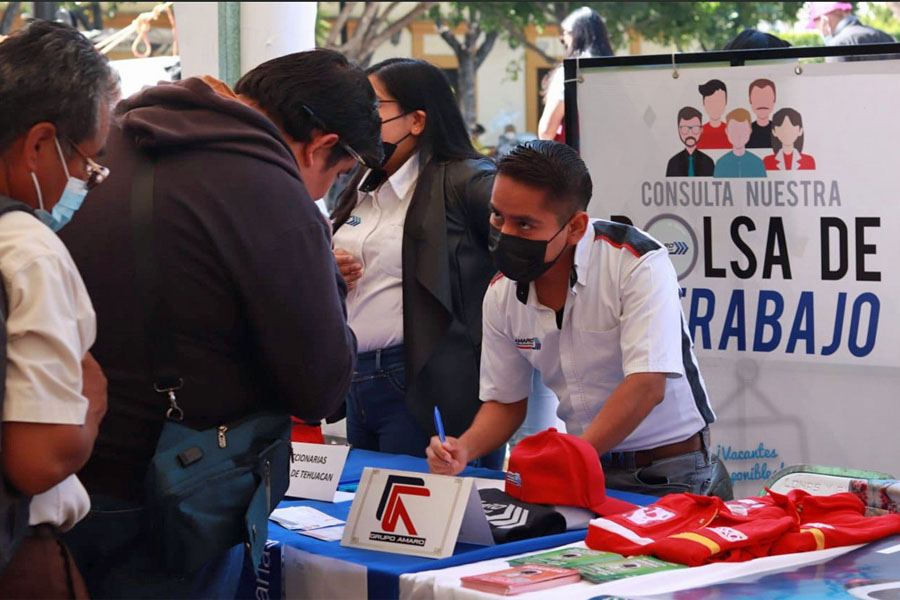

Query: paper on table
298 525 346 542
270 506 344 531
333 490 355 503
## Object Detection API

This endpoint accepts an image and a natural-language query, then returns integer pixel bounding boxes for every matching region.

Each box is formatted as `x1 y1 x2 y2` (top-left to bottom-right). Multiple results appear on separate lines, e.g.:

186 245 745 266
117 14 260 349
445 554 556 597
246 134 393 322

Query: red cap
505 428 637 516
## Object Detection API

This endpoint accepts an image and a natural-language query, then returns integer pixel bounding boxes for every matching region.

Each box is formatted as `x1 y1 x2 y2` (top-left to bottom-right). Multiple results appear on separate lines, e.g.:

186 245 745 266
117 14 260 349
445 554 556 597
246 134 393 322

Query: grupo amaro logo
370 475 431 546
644 214 699 280
515 337 542 350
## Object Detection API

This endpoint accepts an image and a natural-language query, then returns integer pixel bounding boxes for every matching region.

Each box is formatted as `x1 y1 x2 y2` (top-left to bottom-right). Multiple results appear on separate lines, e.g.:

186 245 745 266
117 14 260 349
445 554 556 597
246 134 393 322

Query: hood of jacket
115 76 301 182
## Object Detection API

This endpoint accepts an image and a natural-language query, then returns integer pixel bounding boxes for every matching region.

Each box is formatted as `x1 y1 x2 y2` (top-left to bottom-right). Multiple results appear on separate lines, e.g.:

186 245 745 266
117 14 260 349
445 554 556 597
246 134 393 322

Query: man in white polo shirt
0 21 113 596
427 141 732 499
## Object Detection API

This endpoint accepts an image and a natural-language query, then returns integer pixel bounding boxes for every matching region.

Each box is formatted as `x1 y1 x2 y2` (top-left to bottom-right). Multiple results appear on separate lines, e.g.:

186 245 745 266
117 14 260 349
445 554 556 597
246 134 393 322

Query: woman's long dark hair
332 58 482 228
543 7 614 101
562 7 614 59
368 58 481 163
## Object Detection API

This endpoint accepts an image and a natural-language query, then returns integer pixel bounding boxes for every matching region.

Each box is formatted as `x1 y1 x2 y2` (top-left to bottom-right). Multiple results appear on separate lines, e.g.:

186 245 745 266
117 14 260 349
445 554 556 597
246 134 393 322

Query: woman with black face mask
330 58 504 466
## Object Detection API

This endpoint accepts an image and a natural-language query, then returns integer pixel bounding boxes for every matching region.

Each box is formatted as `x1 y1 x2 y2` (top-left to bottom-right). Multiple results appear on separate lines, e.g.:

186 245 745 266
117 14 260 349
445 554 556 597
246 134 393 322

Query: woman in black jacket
331 58 503 467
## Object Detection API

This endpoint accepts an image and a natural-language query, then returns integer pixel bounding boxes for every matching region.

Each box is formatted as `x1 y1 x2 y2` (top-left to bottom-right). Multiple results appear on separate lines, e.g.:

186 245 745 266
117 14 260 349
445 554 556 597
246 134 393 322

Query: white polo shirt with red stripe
479 218 713 452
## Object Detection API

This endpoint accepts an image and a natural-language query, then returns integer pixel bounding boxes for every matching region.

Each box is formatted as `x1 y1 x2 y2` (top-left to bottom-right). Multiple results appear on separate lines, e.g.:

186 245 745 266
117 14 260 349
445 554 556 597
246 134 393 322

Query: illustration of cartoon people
666 106 715 177
714 108 767 178
748 78 777 148
764 108 816 170
696 79 731 149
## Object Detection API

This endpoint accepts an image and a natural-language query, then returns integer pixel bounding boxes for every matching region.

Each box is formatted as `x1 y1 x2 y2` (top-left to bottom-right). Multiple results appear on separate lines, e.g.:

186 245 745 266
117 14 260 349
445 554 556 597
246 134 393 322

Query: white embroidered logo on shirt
626 506 676 525
802 522 836 530
725 498 767 516
709 527 748 543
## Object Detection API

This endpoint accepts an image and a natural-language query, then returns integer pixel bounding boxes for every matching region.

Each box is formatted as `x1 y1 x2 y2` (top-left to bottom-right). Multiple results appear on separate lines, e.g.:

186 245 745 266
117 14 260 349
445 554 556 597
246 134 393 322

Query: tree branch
326 1 356 48
474 30 499 69
365 1 437 51
341 2 380 59
464 15 481 53
435 15 464 54
378 2 401 25
535 1 556 22
501 16 557 64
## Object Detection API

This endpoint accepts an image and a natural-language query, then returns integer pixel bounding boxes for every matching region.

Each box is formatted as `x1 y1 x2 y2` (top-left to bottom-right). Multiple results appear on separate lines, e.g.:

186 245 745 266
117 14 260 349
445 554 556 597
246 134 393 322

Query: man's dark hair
698 79 727 99
724 29 792 51
0 20 119 154
235 49 383 168
496 141 592 221
677 106 703 123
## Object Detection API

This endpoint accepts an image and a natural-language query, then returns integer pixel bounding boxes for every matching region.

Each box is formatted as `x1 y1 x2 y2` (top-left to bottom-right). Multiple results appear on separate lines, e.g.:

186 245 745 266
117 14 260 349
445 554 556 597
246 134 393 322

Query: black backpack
0 195 37 573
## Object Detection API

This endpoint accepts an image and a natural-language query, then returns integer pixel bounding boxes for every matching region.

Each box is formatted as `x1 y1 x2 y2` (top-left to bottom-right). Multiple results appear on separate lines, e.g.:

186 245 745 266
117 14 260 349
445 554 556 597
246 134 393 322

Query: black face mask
489 219 571 283
359 115 412 193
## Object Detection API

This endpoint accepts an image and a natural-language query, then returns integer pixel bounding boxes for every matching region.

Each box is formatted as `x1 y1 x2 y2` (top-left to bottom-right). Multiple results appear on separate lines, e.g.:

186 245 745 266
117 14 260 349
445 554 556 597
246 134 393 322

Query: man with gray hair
0 20 116 597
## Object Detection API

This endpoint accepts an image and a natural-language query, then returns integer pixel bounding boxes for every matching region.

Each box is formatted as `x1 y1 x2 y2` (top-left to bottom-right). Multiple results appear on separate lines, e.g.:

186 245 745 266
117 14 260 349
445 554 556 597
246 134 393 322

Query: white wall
240 2 317 74
174 2 317 81
174 2 219 79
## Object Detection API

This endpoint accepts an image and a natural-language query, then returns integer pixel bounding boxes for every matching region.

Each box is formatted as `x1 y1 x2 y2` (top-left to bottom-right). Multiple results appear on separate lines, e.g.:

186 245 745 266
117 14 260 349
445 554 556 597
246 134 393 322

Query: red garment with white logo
586 489 900 567
585 493 796 565
771 490 900 555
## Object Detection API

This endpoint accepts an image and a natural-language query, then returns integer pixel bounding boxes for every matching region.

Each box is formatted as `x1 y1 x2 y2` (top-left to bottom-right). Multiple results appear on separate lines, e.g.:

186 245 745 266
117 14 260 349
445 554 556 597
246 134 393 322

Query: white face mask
503 132 517 141
31 138 89 232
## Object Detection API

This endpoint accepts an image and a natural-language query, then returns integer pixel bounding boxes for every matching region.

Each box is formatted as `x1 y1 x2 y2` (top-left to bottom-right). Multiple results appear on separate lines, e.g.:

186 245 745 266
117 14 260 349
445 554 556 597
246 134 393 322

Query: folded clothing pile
586 488 900 566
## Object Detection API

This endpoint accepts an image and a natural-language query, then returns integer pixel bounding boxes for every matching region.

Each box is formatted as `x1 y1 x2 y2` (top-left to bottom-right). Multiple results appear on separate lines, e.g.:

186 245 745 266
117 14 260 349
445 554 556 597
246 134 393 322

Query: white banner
575 58 900 497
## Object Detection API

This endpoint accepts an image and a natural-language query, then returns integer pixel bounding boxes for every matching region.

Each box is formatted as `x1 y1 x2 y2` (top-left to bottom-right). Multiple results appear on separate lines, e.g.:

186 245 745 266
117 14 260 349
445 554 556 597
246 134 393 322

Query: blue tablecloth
238 449 655 599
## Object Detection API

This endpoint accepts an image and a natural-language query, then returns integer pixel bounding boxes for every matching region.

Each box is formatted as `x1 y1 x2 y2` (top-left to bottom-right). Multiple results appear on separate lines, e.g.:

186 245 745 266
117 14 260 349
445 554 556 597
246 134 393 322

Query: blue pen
433 406 446 442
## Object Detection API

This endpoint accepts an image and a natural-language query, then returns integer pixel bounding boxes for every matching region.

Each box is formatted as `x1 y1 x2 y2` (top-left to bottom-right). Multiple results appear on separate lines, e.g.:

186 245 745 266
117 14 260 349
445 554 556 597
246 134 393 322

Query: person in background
471 123 491 156
538 6 613 142
0 21 113 598
808 1 896 57
427 141 733 501
495 124 519 157
331 58 502 466
722 28 792 50
60 49 382 598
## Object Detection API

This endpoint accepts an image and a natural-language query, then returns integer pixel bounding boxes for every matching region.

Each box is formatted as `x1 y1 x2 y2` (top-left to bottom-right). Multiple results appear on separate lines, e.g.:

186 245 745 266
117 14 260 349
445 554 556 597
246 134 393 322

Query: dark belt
355 345 405 373
603 429 706 469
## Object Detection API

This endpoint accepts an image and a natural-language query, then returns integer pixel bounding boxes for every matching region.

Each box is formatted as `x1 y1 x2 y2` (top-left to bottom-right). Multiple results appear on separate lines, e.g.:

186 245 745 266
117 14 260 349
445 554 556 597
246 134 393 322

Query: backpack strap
129 153 184 421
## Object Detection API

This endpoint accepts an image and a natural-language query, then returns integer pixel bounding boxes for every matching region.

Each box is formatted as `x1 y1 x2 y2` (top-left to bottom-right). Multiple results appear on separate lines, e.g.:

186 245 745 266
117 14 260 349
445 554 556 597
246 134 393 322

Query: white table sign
285 442 350 502
341 468 494 558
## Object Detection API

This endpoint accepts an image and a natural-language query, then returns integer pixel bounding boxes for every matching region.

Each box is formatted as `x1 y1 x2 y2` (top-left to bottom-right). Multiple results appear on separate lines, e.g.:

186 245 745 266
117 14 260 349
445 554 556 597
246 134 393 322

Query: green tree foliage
531 2 806 51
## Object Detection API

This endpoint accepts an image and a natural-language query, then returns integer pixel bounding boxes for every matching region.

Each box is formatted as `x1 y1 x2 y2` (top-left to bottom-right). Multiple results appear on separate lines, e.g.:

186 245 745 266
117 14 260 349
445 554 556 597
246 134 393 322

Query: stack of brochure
460 564 581 595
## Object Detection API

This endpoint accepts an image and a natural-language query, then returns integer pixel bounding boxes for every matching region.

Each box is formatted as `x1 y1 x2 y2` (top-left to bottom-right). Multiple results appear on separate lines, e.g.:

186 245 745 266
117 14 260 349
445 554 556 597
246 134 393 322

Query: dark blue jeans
346 345 505 469
63 494 244 599
601 429 734 500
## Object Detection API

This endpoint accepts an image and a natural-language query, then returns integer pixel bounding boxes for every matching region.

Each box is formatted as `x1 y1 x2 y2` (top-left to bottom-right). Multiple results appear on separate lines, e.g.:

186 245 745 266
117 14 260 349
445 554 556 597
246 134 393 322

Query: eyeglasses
301 104 369 169
679 125 702 135
68 142 110 190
